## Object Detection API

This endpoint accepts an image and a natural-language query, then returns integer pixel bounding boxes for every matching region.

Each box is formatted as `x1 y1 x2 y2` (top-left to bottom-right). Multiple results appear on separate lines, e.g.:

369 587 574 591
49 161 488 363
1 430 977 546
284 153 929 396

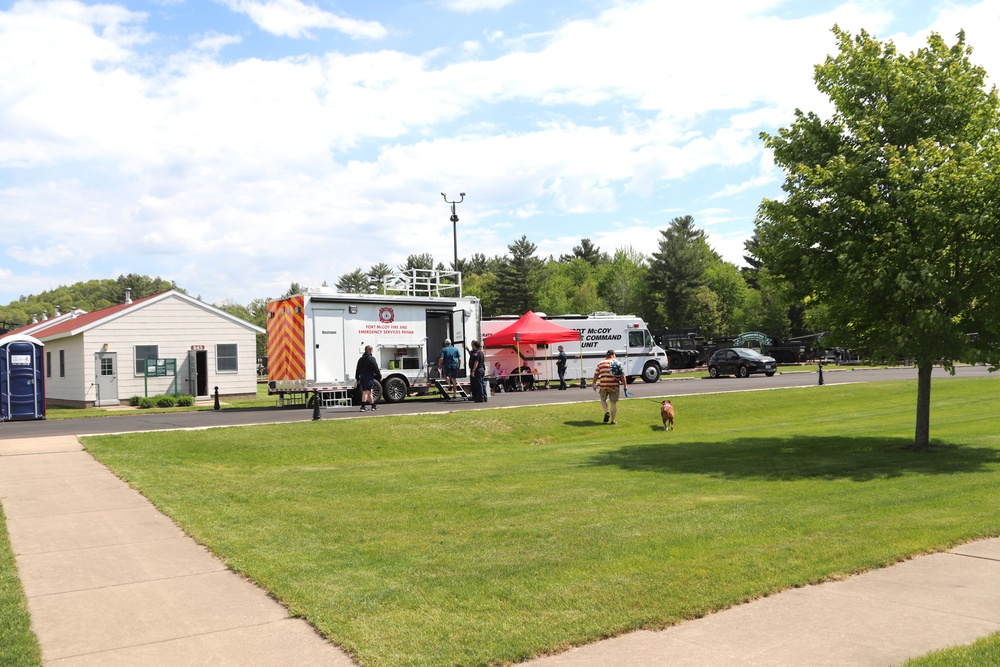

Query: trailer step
432 379 471 400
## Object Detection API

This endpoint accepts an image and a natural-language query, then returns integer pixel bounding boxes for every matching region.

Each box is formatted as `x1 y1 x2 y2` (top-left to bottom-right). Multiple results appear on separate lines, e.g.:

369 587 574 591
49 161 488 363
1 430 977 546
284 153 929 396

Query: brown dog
661 400 675 431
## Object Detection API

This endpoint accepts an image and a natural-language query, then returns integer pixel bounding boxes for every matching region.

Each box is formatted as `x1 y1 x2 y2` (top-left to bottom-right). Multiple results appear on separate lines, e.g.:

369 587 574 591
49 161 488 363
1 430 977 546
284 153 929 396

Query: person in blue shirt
437 338 461 395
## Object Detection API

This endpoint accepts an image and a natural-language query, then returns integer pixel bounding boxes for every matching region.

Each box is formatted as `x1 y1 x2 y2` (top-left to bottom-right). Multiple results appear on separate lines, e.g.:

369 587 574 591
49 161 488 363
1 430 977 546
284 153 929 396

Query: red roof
0 292 164 341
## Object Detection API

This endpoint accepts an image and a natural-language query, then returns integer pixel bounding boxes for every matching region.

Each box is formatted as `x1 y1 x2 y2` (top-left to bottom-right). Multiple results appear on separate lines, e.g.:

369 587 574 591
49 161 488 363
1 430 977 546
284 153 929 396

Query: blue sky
2 0 1000 307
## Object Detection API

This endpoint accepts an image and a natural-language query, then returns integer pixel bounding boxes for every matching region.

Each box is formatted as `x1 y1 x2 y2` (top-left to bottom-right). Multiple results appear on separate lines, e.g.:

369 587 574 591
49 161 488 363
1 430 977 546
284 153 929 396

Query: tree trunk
913 361 933 450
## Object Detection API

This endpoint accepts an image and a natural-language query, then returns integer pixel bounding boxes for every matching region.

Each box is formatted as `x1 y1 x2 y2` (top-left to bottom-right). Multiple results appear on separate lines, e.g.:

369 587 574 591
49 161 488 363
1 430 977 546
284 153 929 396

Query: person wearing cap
354 344 382 412
468 339 487 402
593 349 626 425
437 338 461 396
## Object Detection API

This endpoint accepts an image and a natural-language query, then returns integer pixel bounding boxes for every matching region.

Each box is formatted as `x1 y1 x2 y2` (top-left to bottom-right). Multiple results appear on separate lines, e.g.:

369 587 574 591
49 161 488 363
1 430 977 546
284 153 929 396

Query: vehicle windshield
734 348 765 359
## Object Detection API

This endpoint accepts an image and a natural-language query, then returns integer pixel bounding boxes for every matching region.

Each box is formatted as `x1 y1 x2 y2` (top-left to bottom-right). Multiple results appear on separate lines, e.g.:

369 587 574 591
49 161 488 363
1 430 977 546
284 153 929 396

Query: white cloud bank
2 0 1000 305
219 0 387 39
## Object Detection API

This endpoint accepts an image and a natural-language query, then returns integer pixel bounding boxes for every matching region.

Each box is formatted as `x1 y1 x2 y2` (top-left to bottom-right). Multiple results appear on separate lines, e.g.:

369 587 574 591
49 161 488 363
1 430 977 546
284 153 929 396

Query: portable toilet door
1 334 46 421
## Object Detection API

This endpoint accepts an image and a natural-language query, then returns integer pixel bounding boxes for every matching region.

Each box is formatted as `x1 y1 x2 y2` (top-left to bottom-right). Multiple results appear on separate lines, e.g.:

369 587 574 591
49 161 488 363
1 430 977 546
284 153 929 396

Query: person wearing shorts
437 338 461 395
593 349 626 425
355 344 382 411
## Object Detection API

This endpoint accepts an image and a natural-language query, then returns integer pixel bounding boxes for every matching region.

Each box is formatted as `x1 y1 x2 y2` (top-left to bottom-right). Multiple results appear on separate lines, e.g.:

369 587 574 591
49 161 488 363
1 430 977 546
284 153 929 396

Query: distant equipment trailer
653 328 819 366
266 270 482 406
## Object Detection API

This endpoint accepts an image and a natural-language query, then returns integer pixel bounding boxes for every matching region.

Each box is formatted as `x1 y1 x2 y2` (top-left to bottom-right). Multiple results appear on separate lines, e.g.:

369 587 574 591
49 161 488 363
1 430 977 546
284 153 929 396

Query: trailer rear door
313 308 346 382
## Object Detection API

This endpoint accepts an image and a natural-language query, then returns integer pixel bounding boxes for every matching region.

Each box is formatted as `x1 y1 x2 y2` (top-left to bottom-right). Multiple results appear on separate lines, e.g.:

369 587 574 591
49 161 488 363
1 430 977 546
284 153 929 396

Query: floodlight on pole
441 192 465 272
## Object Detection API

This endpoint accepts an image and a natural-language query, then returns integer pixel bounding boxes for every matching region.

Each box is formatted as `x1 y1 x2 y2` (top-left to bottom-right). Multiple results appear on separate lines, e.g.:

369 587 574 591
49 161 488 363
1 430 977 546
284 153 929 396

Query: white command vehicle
267 270 481 405
482 313 667 385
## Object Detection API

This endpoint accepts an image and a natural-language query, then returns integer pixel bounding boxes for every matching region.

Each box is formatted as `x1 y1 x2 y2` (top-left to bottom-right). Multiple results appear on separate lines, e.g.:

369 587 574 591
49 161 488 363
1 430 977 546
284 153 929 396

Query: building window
216 344 238 372
59 350 65 377
100 357 114 376
47 351 52 378
135 345 158 375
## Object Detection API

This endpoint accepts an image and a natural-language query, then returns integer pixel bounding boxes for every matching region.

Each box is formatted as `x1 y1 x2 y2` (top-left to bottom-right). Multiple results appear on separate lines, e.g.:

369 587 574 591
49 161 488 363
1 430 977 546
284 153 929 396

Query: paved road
1 364 993 440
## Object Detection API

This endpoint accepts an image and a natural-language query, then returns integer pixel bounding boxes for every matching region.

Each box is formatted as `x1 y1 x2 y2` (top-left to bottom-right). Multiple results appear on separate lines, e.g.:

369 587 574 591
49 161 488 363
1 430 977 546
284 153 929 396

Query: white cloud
191 31 242 52
5 1 1000 305
443 0 518 12
219 0 387 39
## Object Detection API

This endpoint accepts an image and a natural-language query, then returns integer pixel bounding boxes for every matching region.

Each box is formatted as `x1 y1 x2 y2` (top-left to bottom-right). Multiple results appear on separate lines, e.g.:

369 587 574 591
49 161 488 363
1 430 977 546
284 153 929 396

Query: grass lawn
902 631 1000 666
0 504 43 667
78 377 1000 667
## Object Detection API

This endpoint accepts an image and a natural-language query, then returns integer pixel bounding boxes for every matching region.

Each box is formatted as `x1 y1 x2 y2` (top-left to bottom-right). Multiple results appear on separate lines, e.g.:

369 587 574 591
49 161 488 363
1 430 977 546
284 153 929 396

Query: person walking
355 344 382 411
593 349 626 425
468 340 487 402
437 338 462 396
556 345 568 390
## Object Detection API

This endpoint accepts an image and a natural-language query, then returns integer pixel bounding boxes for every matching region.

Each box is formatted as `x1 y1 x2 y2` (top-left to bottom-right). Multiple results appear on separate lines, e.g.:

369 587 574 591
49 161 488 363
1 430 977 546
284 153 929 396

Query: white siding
43 335 88 403
42 292 261 406
85 295 259 400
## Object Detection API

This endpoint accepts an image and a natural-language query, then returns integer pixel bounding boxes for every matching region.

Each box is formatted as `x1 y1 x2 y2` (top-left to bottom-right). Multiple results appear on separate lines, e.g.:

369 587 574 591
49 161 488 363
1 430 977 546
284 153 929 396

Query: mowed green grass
902 631 1000 666
0 504 43 667
82 377 1000 667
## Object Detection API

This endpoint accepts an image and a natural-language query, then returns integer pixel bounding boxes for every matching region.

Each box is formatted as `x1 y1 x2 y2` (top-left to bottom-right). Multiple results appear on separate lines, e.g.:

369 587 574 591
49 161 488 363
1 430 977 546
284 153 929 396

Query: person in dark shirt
556 345 568 390
355 344 382 411
468 340 487 402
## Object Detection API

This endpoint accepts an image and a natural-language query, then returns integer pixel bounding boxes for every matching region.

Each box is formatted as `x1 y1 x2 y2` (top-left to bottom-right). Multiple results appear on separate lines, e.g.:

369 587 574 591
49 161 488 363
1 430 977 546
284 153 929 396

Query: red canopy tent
483 311 581 389
483 310 580 347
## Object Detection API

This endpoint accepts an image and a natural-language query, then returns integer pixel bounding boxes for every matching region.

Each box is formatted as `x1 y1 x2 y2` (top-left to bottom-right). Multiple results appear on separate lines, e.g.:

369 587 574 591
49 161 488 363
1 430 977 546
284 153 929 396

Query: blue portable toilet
1 334 46 421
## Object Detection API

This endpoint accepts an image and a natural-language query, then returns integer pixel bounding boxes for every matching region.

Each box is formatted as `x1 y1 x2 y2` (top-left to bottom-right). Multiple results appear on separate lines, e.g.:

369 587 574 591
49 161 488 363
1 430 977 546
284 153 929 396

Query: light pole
441 192 465 272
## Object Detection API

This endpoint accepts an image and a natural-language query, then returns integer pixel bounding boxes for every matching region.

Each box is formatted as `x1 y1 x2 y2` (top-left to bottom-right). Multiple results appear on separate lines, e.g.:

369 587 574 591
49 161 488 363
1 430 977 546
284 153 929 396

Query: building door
312 308 345 382
94 351 119 406
187 349 209 397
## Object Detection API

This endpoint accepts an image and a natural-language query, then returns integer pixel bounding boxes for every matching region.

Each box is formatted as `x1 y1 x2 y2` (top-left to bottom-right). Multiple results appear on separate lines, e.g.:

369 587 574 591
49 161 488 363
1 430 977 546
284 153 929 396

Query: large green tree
495 235 545 315
756 27 1000 449
558 238 608 266
648 215 713 328
336 268 371 294
598 247 649 319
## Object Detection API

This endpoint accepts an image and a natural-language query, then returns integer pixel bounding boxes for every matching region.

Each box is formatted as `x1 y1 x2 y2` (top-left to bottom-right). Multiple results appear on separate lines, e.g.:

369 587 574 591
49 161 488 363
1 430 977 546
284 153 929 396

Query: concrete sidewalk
2 435 999 666
524 539 1000 666
0 435 355 666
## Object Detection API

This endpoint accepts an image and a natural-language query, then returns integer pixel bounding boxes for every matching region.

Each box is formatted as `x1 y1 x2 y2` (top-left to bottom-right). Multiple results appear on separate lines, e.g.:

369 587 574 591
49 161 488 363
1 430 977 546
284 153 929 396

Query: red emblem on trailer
379 307 395 324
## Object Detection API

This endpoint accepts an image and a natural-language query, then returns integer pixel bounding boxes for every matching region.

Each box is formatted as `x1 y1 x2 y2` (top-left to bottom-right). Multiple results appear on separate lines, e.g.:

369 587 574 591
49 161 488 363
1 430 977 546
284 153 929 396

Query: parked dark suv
707 348 777 378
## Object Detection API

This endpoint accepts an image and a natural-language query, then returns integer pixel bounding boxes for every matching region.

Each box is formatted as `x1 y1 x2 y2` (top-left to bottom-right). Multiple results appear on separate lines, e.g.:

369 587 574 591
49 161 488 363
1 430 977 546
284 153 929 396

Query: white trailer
267 270 481 404
482 312 668 386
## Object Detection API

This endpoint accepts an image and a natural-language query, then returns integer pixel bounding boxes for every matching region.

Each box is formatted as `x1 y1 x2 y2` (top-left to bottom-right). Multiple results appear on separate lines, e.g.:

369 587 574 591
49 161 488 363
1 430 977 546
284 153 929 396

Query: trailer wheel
370 382 382 404
382 376 408 403
641 362 660 383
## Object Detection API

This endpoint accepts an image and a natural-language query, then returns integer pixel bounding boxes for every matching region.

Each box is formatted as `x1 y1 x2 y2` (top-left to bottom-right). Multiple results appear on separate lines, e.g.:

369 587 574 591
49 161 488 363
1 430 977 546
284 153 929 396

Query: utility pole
441 192 465 272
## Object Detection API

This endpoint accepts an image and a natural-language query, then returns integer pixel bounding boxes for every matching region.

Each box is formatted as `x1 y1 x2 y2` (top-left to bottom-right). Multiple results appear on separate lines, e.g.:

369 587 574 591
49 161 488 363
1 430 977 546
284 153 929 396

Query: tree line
334 217 801 341
0 224 802 362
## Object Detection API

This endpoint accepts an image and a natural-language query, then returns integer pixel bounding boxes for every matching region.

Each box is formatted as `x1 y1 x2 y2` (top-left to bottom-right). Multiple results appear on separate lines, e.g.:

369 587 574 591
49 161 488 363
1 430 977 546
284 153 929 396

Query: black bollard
818 362 824 386
312 391 321 421
213 386 220 410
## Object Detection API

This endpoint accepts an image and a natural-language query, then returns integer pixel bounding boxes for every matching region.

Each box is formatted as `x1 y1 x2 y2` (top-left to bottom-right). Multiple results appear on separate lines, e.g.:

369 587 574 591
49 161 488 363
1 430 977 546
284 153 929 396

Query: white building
0 290 264 408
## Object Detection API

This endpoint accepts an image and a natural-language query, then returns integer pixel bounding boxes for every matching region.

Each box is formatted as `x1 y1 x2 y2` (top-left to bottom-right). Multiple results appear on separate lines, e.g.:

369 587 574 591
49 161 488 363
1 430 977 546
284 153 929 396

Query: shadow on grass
586 436 1000 481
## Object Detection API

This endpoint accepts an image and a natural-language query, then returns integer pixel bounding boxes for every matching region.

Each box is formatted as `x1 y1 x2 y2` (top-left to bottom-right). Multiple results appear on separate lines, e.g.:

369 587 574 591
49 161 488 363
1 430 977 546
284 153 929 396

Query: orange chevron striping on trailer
266 295 306 381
